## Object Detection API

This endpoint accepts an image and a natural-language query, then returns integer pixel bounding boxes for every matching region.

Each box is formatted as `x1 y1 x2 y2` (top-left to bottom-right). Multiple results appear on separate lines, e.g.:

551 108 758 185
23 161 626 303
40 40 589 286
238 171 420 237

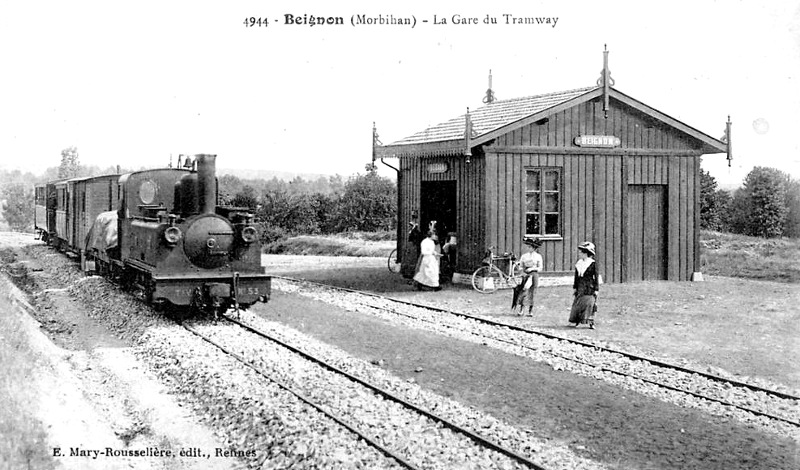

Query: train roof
51 173 121 186
117 167 191 185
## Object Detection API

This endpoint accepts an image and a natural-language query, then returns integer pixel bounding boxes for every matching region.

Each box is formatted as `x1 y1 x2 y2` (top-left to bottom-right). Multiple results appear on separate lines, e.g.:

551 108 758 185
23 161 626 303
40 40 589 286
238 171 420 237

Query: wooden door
627 185 667 280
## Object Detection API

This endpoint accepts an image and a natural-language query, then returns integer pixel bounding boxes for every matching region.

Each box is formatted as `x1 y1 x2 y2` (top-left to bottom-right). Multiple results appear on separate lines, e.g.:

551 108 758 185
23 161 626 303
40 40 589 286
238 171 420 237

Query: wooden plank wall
484 152 699 282
486 153 629 282
399 153 485 272
482 98 703 282
494 98 700 151
398 97 704 281
68 183 78 247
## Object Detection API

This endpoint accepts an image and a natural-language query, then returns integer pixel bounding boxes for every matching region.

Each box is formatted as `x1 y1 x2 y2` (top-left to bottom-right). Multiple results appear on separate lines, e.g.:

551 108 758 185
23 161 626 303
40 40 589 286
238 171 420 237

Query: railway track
180 313 551 470
276 276 800 430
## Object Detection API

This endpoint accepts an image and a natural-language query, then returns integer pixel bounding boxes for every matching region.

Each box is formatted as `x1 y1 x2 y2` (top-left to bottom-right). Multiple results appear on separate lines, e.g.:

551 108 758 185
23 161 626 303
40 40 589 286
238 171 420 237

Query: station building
375 51 730 283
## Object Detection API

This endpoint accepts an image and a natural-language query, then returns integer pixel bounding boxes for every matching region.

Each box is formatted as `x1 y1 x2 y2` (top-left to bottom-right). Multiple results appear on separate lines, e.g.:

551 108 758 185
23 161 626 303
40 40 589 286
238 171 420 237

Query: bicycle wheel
472 265 504 293
387 248 400 273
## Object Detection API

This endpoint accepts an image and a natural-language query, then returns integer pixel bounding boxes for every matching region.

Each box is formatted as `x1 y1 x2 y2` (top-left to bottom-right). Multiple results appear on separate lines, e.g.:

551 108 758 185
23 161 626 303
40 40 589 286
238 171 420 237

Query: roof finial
483 69 496 104
597 45 615 119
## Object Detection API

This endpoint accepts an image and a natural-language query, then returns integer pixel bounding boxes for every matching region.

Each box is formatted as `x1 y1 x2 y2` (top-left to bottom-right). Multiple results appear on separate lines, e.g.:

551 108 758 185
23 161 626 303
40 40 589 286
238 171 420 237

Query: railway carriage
33 183 49 241
52 178 74 250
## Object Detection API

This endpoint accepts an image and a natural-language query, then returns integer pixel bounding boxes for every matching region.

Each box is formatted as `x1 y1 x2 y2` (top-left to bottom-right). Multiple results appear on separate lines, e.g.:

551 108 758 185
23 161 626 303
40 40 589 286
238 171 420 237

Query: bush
722 166 799 239
257 223 288 245
746 167 788 238
782 178 800 238
699 169 728 231
1 183 34 232
230 185 259 210
330 164 396 232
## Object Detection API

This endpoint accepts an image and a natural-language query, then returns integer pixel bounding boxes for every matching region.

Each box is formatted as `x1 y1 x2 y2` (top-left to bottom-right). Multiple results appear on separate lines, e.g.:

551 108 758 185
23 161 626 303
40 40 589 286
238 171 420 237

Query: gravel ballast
222 312 604 469
274 279 800 439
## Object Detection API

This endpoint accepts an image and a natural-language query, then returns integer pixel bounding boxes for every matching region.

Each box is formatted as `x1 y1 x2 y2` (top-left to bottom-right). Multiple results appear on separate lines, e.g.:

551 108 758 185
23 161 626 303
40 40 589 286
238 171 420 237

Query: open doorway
420 181 457 238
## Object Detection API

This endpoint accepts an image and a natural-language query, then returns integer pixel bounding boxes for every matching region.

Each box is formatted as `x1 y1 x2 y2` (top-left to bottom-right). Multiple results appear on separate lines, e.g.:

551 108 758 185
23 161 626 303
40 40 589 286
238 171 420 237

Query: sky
1 0 798 187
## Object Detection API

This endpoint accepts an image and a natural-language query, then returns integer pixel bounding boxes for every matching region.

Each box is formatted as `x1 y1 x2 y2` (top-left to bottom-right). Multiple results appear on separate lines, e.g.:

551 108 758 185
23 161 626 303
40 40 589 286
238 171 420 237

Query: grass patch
267 230 800 283
700 230 800 283
265 234 394 257
0 297 56 470
337 230 395 242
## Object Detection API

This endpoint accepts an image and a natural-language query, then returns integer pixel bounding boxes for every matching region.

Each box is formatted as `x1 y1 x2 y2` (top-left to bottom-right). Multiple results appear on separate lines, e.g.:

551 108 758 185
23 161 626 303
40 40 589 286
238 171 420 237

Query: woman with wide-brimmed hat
512 236 543 315
569 241 600 328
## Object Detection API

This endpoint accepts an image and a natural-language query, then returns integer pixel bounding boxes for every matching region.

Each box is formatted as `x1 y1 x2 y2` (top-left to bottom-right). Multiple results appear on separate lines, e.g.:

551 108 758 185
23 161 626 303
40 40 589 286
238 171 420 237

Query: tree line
219 163 397 243
2 146 798 241
700 166 800 238
0 147 139 231
0 148 398 241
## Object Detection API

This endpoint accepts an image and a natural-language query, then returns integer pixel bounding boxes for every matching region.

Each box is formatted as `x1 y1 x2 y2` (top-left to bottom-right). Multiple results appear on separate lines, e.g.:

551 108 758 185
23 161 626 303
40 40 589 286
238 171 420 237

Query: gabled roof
377 86 727 157
391 87 595 146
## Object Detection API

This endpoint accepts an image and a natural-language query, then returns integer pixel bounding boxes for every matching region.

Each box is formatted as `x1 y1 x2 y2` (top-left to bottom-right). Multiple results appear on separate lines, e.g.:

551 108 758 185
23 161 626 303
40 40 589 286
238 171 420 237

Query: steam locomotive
34 154 270 314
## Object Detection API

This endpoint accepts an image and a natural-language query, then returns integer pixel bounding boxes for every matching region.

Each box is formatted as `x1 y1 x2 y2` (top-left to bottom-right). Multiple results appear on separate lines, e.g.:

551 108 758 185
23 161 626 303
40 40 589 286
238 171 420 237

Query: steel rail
181 322 420 470
219 313 549 470
276 276 800 414
361 301 800 428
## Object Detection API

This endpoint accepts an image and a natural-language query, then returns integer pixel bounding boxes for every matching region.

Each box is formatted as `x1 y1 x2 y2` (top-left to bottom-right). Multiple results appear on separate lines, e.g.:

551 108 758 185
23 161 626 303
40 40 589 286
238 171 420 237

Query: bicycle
387 248 401 273
471 247 524 293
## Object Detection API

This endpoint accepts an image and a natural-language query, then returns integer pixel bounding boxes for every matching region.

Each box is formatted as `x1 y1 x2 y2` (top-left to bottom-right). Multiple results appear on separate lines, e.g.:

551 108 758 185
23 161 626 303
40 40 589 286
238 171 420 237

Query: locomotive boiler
67 154 271 315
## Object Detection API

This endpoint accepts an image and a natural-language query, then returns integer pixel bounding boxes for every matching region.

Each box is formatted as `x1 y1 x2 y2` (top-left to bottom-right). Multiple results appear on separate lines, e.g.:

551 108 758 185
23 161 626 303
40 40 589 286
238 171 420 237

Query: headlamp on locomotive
109 154 270 314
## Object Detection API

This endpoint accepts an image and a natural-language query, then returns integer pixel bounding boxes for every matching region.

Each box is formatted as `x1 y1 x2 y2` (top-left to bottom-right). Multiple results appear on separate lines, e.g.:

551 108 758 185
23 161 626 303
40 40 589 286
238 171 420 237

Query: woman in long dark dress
401 221 424 279
569 241 599 328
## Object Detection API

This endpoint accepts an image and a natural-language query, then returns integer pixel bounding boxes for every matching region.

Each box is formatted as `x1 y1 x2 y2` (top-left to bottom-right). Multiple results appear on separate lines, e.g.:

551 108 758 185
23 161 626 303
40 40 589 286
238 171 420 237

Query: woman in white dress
413 230 442 291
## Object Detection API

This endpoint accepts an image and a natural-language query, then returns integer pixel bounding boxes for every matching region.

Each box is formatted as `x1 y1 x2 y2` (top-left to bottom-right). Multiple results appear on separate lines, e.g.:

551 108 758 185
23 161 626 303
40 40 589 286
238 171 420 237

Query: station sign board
573 135 621 148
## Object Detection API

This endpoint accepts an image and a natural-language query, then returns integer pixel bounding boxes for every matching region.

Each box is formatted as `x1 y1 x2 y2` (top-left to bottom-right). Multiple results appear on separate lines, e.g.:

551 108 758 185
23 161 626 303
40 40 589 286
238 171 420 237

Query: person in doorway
413 230 442 291
513 237 543 315
427 220 439 239
440 232 458 284
569 241 599 328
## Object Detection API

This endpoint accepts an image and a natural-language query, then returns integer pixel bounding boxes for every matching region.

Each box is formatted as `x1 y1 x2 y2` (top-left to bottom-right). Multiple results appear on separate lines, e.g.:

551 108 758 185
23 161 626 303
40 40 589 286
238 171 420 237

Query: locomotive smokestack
196 154 217 214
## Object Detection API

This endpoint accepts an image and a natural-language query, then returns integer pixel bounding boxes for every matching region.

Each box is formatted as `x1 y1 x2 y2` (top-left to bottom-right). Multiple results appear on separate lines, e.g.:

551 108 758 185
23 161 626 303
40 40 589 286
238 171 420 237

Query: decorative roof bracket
372 121 383 162
464 108 475 163
725 116 733 167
